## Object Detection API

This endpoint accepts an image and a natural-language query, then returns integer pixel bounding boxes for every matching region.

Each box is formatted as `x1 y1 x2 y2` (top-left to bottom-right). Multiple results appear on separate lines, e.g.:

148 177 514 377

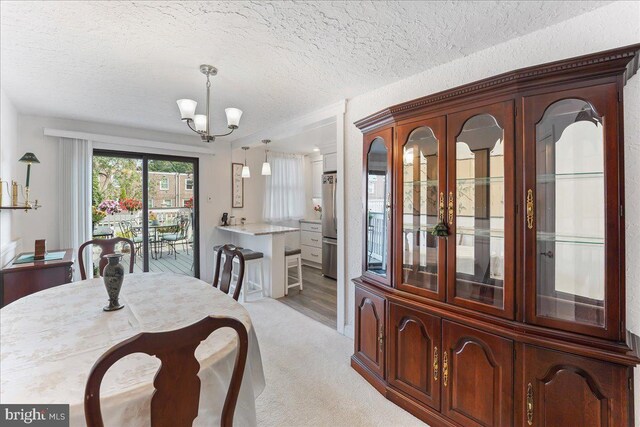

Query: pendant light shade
241 146 251 178
261 162 271 176
261 139 271 176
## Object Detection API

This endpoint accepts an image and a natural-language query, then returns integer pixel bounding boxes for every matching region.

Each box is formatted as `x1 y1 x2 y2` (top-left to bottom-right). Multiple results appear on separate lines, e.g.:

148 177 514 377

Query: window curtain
58 138 93 280
263 152 306 221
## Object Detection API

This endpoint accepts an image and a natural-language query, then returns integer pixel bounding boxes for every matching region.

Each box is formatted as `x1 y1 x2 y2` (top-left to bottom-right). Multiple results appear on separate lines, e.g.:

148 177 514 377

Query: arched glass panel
366 138 388 277
455 114 505 308
402 127 439 291
535 99 605 327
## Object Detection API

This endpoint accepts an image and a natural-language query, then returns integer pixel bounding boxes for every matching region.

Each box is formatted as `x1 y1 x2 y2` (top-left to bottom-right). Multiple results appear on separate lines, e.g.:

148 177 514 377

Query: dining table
0 272 265 426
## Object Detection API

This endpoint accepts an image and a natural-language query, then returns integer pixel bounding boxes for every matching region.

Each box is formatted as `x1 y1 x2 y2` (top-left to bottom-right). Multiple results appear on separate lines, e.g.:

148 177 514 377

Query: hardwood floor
277 265 337 329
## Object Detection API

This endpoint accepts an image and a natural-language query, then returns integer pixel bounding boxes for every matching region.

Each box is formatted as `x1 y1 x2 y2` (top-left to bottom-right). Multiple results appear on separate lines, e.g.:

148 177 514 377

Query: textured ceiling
0 1 609 141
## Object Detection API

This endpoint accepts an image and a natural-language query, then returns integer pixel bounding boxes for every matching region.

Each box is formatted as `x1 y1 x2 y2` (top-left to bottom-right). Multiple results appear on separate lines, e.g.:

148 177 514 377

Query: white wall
0 90 20 266
343 2 640 418
10 114 232 283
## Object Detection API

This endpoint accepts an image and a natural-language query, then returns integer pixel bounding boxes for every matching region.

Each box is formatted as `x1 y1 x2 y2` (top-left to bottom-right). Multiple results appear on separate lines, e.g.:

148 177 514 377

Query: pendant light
241 147 251 178
261 139 271 176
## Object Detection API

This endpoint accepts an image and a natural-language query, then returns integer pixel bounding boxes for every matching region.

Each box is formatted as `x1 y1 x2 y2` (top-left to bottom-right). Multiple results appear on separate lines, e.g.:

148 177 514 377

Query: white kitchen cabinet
300 220 322 267
312 159 323 198
323 152 337 172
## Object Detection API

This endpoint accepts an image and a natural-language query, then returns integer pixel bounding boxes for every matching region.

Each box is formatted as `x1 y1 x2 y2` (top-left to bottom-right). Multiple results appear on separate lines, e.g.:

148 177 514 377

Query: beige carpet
243 298 426 427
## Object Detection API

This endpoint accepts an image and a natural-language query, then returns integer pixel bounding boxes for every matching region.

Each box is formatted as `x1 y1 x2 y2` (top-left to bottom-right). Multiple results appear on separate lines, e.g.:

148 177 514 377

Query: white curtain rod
43 128 215 155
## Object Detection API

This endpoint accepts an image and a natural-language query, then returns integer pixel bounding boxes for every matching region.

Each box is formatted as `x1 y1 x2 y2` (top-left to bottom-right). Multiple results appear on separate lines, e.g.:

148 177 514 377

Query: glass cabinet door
396 117 446 300
364 128 393 286
523 83 621 339
447 101 515 319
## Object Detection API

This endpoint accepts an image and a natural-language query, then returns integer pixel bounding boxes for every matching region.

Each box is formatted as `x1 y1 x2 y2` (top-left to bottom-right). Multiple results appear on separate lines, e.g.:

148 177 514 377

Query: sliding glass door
92 150 199 277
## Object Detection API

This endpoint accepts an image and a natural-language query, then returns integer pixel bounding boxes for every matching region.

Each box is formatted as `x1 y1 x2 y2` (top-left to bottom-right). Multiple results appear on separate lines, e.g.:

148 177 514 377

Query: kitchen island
217 223 300 298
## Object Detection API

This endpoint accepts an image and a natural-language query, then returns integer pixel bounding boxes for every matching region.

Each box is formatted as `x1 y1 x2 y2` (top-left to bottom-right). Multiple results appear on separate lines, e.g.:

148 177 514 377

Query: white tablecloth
0 273 265 426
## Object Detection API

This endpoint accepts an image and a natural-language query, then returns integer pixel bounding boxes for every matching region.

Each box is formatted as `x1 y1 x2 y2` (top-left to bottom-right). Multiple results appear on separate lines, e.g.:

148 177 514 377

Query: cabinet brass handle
448 192 454 225
527 189 534 230
443 351 449 387
378 324 384 352
439 192 445 221
527 382 534 425
433 347 439 381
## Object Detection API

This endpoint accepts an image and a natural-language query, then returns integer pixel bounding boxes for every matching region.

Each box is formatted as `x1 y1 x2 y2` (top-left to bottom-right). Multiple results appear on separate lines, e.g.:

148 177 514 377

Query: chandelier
176 65 243 143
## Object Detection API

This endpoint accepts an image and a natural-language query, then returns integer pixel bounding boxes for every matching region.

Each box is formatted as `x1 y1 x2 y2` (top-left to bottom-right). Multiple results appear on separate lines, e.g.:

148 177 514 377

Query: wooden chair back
213 245 245 301
84 316 249 427
78 237 135 280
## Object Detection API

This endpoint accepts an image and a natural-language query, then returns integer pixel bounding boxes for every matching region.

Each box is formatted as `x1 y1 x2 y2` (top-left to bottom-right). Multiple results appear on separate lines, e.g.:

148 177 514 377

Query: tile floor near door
277 265 337 329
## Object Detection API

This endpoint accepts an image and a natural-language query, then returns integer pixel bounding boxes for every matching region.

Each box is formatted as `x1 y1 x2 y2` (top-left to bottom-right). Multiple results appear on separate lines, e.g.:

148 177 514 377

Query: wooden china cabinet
352 45 640 427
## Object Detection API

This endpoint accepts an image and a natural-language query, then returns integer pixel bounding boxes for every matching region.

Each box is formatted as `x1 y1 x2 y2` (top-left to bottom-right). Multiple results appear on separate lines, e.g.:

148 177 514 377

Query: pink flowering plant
313 204 322 213
98 199 122 215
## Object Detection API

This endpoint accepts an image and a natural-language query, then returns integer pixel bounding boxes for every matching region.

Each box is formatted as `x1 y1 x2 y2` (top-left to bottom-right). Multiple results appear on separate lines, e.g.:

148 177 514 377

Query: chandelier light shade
225 108 243 128
176 64 242 143
241 147 251 178
194 114 207 132
261 139 271 176
176 99 197 120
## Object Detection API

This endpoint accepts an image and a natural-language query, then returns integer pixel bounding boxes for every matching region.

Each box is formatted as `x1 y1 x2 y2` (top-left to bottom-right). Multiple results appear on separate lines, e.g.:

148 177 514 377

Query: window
263 153 306 221
185 178 193 191
159 177 169 190
162 199 173 207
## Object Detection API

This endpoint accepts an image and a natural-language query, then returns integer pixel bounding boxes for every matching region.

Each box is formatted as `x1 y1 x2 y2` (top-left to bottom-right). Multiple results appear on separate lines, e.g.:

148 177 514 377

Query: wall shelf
0 204 42 211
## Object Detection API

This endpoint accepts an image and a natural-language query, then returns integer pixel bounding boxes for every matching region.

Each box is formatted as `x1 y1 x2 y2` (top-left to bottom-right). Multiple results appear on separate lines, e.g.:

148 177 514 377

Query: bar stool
231 248 264 303
285 247 303 296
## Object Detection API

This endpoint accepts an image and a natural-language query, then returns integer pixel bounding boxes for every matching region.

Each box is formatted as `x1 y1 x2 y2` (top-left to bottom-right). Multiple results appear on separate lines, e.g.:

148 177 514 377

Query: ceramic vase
102 253 125 311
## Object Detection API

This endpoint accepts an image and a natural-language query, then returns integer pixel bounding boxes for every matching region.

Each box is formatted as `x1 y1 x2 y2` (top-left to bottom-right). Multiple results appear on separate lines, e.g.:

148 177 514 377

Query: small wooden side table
1 248 74 307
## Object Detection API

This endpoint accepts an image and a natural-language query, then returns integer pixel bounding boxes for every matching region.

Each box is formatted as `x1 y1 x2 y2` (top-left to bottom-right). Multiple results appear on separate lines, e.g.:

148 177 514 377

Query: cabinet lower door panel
442 320 514 427
522 345 629 427
354 286 386 378
388 303 441 409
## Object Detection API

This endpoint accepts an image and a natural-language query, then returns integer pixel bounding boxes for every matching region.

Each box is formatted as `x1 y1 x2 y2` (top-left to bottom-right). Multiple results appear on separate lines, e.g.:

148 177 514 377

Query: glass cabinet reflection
366 137 389 277
454 114 505 309
535 99 605 327
401 127 439 292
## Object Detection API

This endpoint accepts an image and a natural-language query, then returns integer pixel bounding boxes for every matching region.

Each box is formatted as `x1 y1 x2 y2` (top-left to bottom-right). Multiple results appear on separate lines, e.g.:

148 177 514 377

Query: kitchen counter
217 223 299 236
299 219 321 224
217 223 300 299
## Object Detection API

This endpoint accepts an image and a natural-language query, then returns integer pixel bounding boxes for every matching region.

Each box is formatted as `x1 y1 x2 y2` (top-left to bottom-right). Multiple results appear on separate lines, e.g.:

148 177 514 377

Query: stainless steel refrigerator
322 172 338 279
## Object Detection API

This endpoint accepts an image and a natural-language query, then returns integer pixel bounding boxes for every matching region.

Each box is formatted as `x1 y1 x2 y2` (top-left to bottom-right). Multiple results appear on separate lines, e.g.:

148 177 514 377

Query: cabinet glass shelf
536 231 604 245
404 176 506 185
536 171 603 183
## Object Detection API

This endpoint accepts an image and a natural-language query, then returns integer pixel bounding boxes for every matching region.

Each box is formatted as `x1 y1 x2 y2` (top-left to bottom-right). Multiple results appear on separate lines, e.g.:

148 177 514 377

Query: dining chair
213 244 245 301
78 237 135 280
84 315 248 427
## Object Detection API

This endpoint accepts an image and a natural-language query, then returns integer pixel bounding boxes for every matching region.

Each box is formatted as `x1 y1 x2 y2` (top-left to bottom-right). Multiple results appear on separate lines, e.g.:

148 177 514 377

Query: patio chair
161 217 190 260
118 220 143 258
